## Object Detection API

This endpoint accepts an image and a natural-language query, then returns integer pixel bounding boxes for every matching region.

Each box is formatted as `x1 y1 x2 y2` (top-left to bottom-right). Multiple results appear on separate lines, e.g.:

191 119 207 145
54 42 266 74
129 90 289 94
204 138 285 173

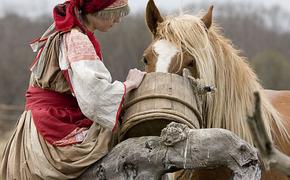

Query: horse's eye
188 60 194 67
142 57 148 65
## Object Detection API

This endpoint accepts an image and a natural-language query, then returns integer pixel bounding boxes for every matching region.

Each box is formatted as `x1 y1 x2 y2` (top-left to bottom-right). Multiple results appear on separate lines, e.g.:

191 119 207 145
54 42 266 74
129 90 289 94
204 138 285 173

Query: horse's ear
201 5 214 29
146 0 164 36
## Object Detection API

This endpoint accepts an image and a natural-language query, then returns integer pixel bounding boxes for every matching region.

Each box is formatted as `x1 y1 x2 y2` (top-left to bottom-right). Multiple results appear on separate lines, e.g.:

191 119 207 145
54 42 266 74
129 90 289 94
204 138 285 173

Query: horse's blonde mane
156 14 289 144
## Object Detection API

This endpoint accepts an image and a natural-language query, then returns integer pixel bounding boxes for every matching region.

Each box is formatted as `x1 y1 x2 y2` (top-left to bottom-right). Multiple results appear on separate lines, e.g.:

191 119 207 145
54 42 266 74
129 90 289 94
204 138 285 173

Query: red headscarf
53 0 117 59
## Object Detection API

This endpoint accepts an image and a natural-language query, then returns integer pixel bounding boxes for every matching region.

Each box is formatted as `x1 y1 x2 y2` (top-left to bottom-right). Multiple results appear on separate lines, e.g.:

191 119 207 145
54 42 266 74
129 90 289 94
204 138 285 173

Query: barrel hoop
123 109 200 129
119 111 199 140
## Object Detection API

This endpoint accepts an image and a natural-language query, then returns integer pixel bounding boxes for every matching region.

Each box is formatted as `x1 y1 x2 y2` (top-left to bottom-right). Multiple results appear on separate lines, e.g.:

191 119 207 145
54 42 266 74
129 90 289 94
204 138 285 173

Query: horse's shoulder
265 90 290 103
265 90 290 123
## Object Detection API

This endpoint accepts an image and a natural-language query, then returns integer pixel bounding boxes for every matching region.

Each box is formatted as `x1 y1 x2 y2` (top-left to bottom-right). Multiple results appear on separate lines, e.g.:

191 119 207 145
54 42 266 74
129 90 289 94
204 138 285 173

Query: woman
1 0 146 179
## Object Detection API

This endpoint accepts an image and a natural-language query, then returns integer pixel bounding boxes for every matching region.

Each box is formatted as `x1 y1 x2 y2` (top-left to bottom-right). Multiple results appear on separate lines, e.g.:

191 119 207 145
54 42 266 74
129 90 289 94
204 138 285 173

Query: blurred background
0 0 290 158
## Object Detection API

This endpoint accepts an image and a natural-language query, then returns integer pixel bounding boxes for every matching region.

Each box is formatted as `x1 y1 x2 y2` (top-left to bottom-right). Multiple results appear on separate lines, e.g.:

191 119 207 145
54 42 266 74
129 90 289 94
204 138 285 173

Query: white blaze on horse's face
153 39 179 72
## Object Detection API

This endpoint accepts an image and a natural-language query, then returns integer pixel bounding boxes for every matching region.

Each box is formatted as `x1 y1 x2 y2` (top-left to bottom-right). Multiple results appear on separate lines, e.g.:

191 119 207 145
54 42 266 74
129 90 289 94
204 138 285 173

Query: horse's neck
209 30 260 92
205 30 271 144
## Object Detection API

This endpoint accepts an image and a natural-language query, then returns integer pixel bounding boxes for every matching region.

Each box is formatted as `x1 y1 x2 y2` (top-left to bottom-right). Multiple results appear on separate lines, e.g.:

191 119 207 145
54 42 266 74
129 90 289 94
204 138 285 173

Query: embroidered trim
53 127 89 146
67 29 99 63
113 83 126 131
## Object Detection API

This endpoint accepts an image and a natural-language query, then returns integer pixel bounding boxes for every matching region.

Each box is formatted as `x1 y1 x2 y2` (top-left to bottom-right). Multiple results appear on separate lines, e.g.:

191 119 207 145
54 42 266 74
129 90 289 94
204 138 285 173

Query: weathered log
248 92 290 178
79 122 260 180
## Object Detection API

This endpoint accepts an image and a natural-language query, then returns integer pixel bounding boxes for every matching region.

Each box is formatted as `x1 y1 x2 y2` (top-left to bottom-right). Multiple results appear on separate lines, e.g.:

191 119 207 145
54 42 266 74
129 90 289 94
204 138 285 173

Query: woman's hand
124 68 146 93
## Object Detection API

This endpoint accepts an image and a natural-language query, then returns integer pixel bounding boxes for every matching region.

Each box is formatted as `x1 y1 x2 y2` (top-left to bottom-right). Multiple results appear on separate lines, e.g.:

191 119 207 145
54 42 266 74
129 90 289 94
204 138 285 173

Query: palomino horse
143 0 290 179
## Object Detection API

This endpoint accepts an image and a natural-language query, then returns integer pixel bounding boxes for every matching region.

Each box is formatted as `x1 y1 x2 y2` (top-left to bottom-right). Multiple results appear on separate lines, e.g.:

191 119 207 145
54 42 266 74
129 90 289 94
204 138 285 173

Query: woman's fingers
124 69 147 92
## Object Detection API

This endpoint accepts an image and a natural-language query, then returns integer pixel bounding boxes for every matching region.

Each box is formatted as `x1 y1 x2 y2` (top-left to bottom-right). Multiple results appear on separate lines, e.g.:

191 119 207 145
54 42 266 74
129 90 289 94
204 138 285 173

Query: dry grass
0 106 20 178
0 131 12 161
0 131 12 179
0 104 21 162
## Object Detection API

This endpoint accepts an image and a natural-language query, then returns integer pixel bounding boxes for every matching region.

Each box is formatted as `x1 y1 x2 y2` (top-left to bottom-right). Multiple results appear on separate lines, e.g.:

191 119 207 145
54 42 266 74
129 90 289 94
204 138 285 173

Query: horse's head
143 0 214 80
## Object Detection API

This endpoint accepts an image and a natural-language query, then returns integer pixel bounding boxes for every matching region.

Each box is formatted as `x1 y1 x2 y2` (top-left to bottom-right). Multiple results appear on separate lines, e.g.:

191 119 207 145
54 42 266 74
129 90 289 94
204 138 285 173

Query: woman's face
85 14 121 32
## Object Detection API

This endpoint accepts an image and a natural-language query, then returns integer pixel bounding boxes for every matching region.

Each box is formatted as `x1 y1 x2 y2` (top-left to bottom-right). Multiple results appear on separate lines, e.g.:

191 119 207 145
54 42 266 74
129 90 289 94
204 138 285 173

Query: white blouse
58 29 126 130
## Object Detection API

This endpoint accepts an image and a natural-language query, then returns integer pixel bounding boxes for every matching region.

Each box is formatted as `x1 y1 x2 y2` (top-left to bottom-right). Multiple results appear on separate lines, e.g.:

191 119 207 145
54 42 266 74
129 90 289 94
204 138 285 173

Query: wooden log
79 122 261 180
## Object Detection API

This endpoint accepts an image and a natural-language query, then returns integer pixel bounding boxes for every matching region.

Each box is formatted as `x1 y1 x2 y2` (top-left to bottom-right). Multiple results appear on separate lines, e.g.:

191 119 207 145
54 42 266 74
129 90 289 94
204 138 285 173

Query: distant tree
251 51 290 90
212 3 290 62
0 14 50 105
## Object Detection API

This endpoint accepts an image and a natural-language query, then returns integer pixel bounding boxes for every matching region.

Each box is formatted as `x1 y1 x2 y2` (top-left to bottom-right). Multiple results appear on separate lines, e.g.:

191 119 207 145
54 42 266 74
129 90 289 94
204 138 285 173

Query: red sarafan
142 0 290 179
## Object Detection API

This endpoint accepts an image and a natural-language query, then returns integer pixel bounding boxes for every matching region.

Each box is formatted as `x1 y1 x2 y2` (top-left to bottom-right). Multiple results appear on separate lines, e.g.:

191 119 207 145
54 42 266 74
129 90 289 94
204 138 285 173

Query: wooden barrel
119 72 202 141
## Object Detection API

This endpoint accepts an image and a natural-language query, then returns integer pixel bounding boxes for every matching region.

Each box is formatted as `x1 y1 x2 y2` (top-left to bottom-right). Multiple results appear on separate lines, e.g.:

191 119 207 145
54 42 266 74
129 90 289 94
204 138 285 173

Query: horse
142 0 290 179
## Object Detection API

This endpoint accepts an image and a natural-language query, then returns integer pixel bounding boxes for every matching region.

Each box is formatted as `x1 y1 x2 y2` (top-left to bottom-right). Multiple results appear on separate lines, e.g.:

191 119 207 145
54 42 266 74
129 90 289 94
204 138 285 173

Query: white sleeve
70 60 126 130
60 29 126 130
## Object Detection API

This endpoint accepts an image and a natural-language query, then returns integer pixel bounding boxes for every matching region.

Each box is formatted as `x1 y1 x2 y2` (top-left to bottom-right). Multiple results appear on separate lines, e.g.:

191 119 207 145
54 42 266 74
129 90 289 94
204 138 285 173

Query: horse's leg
263 90 290 180
194 168 231 180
